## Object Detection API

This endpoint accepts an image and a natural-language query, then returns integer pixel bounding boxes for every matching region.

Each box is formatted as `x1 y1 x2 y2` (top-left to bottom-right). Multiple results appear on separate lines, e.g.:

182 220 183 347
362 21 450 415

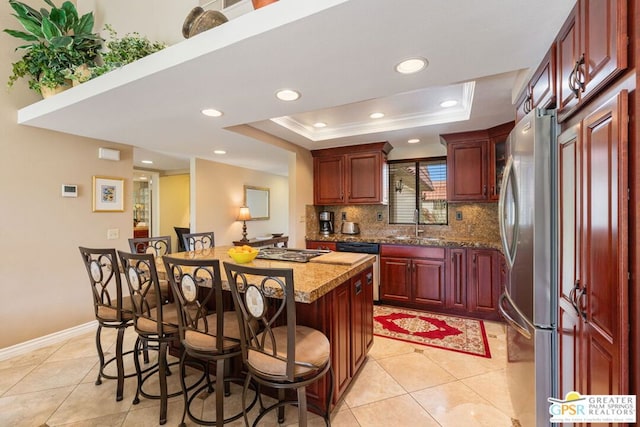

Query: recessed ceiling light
214 150 226 155
408 138 420 144
313 122 327 128
275 89 301 101
440 100 458 108
141 160 153 164
369 112 385 119
395 57 428 74
202 108 223 117
139 176 148 180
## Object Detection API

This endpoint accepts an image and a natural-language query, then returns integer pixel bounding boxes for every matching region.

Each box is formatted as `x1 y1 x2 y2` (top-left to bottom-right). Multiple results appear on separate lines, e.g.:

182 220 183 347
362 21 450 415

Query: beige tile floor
0 320 517 427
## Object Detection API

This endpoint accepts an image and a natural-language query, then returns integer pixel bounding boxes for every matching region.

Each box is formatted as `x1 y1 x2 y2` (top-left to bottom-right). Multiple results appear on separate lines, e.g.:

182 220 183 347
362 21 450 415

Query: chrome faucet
414 209 424 237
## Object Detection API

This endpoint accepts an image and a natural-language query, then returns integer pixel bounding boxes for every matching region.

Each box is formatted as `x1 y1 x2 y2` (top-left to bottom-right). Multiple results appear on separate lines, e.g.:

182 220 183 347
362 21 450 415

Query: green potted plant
4 0 101 97
90 24 166 78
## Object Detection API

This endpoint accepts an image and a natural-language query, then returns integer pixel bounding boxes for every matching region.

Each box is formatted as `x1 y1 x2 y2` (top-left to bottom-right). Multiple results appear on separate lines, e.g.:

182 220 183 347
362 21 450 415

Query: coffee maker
319 211 334 235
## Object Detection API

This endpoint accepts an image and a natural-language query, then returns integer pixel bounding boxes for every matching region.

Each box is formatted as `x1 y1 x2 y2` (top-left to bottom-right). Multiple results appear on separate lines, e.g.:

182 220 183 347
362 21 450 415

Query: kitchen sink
386 235 413 240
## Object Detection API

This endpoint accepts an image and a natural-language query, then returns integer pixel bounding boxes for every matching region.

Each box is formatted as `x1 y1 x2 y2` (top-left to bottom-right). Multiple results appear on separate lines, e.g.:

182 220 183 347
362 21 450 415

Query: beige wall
1 1 135 349
228 125 314 248
0 2 311 352
192 158 289 245
159 174 190 250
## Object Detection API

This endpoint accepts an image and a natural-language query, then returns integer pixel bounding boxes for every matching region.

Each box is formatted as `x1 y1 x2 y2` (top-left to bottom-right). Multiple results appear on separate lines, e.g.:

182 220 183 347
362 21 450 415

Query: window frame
388 156 448 226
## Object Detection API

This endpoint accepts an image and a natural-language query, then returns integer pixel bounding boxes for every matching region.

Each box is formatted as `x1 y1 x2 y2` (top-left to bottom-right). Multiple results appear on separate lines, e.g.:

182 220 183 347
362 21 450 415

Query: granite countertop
158 246 375 304
305 233 502 250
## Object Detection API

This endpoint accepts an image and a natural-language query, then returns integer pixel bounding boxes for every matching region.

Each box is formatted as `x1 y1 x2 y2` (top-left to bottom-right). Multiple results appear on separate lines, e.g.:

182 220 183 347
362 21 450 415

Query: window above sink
388 158 448 225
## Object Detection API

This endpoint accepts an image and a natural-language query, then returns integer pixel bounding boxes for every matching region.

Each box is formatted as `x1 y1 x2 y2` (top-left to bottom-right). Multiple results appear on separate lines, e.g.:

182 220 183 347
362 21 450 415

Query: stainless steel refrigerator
498 108 558 427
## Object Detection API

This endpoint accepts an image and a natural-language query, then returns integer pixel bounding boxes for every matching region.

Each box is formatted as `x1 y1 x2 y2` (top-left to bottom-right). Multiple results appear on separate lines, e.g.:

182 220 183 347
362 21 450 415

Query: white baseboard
0 321 98 362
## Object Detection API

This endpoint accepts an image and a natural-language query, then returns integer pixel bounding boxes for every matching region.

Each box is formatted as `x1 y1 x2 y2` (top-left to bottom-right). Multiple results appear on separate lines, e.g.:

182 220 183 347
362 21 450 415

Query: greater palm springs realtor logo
548 391 636 423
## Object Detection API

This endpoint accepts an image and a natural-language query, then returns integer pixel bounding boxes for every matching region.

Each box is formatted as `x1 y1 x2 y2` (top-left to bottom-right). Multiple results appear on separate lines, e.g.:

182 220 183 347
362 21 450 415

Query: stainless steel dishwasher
335 242 380 301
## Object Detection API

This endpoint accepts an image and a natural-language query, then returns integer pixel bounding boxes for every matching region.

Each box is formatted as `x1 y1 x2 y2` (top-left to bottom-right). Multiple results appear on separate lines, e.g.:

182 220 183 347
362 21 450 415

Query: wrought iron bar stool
223 262 334 427
78 247 137 402
128 236 172 303
163 255 257 426
118 250 182 425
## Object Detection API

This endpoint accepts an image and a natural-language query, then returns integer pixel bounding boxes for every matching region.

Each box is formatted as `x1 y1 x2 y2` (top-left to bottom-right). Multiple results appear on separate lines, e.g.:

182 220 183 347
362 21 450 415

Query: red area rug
373 305 491 358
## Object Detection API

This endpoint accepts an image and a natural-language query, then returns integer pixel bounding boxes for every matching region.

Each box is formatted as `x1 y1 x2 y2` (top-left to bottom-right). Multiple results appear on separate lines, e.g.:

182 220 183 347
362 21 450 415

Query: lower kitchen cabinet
296 265 373 407
379 245 446 308
380 244 502 320
447 248 467 310
306 240 337 251
466 248 501 319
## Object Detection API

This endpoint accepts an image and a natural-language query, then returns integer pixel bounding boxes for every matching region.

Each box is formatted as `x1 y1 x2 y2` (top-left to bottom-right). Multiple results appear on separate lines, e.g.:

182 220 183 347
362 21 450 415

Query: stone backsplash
305 202 500 246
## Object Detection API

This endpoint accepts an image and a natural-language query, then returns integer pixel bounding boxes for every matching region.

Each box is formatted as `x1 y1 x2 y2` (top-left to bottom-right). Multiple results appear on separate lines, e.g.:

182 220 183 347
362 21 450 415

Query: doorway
133 170 160 237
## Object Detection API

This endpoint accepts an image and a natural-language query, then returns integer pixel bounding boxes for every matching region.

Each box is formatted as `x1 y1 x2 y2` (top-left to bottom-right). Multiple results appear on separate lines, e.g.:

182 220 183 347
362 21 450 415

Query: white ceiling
17 0 576 176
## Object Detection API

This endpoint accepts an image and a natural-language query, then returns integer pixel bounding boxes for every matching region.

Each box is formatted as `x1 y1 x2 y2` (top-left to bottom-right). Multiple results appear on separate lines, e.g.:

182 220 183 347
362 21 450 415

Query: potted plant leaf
4 0 101 97
90 24 166 78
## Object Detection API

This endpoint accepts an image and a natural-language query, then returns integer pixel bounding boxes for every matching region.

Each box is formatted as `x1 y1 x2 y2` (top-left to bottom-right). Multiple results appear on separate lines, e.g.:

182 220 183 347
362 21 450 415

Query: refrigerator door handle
498 155 519 269
499 292 532 339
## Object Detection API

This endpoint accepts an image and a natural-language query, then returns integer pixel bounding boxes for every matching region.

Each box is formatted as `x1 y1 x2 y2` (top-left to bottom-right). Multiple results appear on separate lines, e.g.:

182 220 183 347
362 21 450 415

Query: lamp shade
237 206 252 221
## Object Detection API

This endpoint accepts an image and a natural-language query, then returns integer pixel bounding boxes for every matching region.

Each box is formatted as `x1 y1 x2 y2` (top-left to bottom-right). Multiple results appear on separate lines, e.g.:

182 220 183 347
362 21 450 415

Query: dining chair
182 231 215 251
174 227 190 252
128 235 172 257
223 262 334 427
78 247 137 402
118 250 182 425
163 255 256 426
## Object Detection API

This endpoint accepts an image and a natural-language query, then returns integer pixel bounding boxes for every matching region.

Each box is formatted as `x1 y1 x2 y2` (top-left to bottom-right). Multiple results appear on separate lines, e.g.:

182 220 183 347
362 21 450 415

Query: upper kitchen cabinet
515 44 557 123
312 142 392 205
556 0 628 121
442 121 514 202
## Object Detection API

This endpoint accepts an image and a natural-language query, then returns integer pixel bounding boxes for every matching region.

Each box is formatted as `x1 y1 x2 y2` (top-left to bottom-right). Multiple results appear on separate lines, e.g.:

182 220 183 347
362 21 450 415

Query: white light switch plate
107 228 119 240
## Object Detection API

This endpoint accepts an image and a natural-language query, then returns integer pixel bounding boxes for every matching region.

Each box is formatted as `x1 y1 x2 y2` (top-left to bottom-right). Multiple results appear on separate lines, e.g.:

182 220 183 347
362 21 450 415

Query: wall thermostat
62 184 78 198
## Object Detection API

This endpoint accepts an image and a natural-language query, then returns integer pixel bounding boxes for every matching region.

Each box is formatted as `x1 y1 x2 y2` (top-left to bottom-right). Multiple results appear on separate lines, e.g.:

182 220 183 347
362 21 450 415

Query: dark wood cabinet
466 249 500 318
447 248 467 311
380 245 446 308
381 244 501 320
556 0 628 121
488 123 511 201
351 274 366 373
557 89 630 402
296 265 373 409
446 138 488 201
442 121 514 202
515 44 557 123
331 280 351 398
312 142 392 205
306 240 337 251
379 256 411 302
413 259 446 308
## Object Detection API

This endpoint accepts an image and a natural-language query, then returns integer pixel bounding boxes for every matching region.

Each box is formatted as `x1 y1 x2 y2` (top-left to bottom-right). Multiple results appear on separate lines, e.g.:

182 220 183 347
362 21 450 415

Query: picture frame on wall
93 176 125 212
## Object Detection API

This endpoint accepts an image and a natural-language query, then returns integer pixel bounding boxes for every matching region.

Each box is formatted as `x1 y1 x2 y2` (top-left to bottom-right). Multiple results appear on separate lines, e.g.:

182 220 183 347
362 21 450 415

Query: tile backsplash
306 203 500 244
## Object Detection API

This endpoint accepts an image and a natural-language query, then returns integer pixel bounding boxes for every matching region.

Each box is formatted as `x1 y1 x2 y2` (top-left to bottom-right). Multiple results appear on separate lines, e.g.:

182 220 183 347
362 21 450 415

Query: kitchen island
162 246 376 411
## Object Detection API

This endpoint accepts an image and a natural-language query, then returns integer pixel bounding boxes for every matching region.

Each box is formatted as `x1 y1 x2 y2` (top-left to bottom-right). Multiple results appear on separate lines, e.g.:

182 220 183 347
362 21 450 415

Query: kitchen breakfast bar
162 246 376 412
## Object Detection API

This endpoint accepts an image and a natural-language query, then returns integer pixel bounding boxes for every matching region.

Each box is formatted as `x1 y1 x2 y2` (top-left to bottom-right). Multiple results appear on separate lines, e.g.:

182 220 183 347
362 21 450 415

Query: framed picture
93 176 125 212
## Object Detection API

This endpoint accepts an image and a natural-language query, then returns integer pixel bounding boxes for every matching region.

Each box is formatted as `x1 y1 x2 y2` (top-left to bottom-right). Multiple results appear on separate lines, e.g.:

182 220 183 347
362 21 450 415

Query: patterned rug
373 305 491 358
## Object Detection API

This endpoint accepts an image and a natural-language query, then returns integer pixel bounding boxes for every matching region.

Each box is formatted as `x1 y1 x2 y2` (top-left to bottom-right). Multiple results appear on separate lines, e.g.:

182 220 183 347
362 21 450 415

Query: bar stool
118 250 181 425
78 247 137 402
128 236 172 303
223 262 334 427
163 255 256 426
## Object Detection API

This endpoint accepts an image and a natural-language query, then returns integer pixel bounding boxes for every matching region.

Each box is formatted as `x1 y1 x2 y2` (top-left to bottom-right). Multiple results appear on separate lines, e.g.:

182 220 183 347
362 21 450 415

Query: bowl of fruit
228 245 259 264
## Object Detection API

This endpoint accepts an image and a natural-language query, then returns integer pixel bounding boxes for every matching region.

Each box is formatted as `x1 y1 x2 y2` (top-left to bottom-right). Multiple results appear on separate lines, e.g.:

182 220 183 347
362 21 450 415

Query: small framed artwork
92 176 125 212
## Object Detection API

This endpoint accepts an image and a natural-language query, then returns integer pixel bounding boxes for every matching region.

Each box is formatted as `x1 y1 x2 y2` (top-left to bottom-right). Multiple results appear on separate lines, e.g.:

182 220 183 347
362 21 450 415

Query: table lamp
237 206 251 242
